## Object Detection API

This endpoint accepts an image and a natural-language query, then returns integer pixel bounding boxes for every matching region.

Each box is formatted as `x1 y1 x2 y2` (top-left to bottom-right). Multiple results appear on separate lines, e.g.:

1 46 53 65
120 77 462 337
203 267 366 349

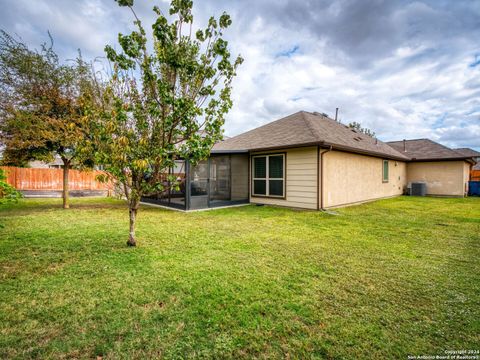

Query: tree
0 31 94 208
88 0 242 246
348 121 376 137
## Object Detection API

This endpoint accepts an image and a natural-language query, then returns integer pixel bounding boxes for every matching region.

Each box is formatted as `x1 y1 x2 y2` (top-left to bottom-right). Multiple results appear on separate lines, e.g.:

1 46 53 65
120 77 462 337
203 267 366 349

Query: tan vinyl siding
323 151 407 208
250 147 318 209
406 161 466 196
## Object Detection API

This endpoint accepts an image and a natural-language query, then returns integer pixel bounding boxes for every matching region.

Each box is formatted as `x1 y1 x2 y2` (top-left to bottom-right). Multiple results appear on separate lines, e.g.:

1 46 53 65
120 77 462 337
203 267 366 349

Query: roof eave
210 149 249 154
321 142 410 161
248 141 322 153
244 141 410 161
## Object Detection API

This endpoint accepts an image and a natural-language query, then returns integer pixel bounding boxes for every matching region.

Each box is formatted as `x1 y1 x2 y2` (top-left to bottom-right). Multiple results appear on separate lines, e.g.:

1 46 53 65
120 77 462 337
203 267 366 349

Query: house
387 139 474 196
28 156 64 169
141 111 477 211
28 156 105 171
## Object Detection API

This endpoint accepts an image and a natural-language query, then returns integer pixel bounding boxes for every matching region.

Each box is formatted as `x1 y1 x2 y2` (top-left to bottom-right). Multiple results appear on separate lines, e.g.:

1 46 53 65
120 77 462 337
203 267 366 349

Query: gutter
319 145 333 211
322 142 409 162
409 157 476 163
210 149 249 154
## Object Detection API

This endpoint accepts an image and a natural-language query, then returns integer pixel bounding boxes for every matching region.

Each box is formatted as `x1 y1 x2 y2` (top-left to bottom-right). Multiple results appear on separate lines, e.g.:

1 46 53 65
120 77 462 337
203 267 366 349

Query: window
252 154 285 197
383 160 389 182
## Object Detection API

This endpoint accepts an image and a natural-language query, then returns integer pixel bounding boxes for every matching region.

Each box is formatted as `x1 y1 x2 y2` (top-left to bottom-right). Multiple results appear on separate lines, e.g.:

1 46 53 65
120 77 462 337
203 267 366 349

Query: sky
1 0 479 150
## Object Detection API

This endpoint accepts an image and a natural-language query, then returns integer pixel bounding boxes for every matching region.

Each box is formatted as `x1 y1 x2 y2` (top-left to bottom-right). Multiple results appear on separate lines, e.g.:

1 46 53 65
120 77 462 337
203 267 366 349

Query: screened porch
141 153 249 211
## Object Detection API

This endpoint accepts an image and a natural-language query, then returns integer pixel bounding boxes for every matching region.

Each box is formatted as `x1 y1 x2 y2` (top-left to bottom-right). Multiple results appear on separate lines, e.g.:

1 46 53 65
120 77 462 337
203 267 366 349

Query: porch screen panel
140 159 186 210
209 156 231 202
231 154 249 201
190 160 208 196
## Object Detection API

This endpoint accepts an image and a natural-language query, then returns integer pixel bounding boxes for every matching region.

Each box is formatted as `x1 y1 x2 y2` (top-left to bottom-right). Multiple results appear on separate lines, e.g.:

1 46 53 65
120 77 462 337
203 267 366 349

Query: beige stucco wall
248 148 469 210
406 161 468 196
322 151 407 208
250 147 318 209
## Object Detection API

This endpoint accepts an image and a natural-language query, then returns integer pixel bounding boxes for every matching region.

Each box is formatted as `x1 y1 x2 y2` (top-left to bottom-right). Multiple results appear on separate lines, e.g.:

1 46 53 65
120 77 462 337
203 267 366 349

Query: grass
0 196 479 359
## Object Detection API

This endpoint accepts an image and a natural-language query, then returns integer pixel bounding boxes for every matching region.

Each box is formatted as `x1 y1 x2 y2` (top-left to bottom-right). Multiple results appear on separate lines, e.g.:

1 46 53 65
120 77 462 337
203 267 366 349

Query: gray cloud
0 0 479 150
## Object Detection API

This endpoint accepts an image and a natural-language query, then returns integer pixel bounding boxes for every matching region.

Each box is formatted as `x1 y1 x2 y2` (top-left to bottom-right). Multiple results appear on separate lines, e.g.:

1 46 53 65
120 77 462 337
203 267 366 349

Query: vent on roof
313 111 329 117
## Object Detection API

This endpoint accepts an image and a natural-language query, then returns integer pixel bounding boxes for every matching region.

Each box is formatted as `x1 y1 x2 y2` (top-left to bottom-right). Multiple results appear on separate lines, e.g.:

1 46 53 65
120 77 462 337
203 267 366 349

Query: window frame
251 153 286 198
382 159 389 183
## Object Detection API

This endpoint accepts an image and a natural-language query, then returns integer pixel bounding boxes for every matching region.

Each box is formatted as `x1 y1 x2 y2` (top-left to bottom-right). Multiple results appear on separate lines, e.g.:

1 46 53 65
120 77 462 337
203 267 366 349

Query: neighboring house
29 156 64 169
142 111 477 211
28 156 105 170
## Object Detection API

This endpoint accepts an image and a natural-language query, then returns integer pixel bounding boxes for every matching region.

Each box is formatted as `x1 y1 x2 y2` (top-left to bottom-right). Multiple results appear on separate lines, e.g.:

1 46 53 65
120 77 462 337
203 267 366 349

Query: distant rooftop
387 139 472 161
453 148 480 158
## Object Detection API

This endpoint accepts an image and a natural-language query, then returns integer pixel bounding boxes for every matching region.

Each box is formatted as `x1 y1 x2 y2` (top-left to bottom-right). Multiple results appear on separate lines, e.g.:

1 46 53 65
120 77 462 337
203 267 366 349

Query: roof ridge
300 111 322 141
424 139 462 153
387 138 430 143
454 147 480 152
386 138 475 160
307 111 410 159
213 110 412 160
225 110 306 141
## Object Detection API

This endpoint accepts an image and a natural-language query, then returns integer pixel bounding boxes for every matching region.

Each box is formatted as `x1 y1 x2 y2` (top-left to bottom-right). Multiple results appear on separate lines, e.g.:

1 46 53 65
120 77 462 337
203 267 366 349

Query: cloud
0 0 479 150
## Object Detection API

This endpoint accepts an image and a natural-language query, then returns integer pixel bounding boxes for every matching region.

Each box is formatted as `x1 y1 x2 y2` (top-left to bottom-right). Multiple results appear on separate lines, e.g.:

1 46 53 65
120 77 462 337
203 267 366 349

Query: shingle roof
386 139 472 161
453 148 480 170
213 111 409 160
453 148 480 157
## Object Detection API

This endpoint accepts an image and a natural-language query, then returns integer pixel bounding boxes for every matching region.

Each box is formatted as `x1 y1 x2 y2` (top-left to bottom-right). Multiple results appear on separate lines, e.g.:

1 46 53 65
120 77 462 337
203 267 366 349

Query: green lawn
1 197 479 359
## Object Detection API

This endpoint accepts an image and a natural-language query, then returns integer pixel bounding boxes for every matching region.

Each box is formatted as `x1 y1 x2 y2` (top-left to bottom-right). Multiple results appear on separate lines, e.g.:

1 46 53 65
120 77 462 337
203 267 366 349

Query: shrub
0 168 22 204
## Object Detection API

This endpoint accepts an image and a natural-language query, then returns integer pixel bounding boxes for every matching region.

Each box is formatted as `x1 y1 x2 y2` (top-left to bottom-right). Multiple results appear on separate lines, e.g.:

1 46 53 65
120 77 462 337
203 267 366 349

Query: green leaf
115 0 134 7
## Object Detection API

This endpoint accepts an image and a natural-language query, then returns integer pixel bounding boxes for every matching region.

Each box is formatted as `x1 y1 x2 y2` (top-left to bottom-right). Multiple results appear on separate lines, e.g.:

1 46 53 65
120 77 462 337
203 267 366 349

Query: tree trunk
62 159 70 209
127 199 139 247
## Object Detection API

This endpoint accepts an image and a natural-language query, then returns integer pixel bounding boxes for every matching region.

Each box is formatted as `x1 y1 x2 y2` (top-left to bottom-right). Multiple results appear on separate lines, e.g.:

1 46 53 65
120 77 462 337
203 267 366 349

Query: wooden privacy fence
1 166 111 191
471 170 480 181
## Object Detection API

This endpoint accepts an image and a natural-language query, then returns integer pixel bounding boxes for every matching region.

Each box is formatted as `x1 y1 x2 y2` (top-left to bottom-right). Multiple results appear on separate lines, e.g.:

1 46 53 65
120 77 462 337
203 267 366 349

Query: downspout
320 145 333 211
317 146 320 210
